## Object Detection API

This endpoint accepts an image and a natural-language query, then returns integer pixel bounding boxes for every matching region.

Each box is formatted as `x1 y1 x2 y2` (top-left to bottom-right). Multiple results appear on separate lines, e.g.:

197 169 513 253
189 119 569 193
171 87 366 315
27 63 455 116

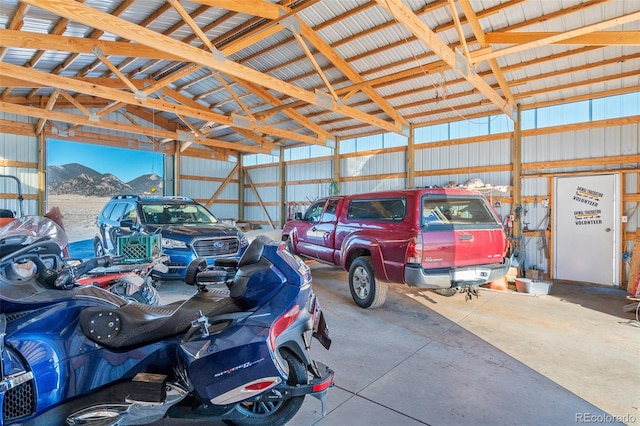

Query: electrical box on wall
622 215 628 223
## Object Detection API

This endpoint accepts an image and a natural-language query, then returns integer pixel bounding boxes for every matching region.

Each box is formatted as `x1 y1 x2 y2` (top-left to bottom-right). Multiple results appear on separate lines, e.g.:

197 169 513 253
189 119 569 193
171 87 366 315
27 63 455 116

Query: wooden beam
0 2 28 61
22 0 403 135
0 101 272 154
189 0 283 20
205 163 239 208
35 89 60 135
485 31 640 46
168 0 215 52
0 61 322 146
472 11 640 63
373 0 514 120
0 30 183 61
244 170 275 229
458 0 516 107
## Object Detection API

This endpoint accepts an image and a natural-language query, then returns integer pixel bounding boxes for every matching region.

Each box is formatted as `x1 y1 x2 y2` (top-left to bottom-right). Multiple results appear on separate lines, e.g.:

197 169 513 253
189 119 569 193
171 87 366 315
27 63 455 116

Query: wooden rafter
0 61 321 148
191 0 409 131
485 31 640 46
471 10 640 63
374 0 515 119
20 0 404 135
35 89 60 136
457 0 515 107
0 100 270 154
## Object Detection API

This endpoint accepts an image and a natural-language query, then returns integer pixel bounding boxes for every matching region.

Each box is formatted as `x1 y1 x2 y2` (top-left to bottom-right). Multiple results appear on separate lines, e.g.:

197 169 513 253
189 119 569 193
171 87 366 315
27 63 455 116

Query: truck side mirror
294 212 303 220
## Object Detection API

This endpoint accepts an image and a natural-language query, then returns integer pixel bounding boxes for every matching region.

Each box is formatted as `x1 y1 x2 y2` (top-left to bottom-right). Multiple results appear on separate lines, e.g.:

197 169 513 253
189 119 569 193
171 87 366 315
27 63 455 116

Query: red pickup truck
282 188 509 308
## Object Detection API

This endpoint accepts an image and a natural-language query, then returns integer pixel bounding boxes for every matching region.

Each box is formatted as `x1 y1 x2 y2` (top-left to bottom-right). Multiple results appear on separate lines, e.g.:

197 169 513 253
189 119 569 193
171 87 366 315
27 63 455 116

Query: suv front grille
192 237 239 257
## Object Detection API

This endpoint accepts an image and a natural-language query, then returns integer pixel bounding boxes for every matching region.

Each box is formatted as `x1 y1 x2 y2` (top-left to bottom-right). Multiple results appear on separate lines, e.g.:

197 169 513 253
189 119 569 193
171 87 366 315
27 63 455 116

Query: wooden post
38 132 46 215
626 230 640 293
279 146 286 228
238 155 244 221
333 137 340 195
512 106 522 247
407 123 415 188
173 141 180 196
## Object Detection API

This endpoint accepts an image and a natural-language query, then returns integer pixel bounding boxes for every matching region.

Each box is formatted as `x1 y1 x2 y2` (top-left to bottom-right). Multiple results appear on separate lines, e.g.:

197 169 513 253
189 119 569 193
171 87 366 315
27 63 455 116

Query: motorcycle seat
79 291 243 349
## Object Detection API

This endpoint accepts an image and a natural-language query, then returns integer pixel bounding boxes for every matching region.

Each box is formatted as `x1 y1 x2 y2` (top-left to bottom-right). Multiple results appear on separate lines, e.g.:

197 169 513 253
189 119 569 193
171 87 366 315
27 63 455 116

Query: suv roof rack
160 196 193 201
112 194 140 200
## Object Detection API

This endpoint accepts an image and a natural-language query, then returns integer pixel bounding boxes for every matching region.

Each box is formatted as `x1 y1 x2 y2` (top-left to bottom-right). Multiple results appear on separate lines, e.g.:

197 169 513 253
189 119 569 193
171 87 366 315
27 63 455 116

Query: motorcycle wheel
231 351 306 426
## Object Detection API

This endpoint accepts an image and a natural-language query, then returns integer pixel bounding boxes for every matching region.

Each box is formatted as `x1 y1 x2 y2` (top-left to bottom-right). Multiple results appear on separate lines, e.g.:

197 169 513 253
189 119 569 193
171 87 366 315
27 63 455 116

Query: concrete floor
157 263 639 425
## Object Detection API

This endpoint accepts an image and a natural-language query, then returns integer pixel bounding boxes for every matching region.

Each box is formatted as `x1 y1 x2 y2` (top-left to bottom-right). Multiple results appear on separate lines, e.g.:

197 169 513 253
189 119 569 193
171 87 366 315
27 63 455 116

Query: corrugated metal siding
243 165 280 225
179 156 239 218
341 178 405 195
520 122 640 275
0 114 40 215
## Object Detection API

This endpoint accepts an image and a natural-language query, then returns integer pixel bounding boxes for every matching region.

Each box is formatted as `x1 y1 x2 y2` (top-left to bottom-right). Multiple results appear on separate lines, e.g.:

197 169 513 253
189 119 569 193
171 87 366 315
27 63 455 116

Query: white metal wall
179 156 239 220
244 164 281 227
522 123 640 274
0 113 39 216
341 150 407 194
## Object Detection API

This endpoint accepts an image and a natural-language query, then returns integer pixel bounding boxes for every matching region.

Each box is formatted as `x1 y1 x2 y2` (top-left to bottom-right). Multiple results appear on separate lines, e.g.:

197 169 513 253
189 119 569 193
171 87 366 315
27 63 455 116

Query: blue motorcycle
0 224 333 425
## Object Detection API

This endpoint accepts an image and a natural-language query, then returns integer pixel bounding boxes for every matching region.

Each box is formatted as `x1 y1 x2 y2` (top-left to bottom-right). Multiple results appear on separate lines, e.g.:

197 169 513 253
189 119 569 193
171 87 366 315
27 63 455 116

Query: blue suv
94 195 248 280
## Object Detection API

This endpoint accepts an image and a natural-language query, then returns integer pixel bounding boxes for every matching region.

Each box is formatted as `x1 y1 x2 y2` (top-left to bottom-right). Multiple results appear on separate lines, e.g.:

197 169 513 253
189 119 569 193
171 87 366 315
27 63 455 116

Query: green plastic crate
117 234 161 263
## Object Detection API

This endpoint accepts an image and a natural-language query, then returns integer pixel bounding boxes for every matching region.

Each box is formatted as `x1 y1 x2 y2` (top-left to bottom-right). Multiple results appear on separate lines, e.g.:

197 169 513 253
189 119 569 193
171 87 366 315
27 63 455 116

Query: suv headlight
239 233 249 247
162 237 187 249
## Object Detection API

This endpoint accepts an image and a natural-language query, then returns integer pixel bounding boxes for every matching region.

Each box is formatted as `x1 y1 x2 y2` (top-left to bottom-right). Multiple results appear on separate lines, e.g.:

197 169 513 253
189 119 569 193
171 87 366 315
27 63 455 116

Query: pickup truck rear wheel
349 256 387 309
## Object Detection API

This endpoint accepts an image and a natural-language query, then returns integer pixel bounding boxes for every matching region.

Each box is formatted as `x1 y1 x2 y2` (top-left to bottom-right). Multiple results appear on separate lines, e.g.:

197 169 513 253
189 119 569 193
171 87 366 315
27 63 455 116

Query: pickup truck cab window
322 199 339 222
303 200 326 222
347 198 406 221
422 197 500 228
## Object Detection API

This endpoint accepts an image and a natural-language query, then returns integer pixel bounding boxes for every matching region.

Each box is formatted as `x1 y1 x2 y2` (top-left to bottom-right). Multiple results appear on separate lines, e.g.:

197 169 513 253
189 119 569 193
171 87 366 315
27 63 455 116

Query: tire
434 288 458 297
348 256 387 309
94 239 105 257
231 351 307 426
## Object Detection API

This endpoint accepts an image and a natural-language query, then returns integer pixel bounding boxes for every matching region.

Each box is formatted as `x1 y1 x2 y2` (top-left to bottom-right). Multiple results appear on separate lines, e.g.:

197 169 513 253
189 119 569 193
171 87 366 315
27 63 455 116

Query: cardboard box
525 269 544 280
506 267 519 282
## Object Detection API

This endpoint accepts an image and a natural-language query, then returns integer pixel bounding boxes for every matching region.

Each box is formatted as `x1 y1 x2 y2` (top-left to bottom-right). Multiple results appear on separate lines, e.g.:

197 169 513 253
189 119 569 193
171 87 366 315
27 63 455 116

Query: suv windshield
141 203 218 225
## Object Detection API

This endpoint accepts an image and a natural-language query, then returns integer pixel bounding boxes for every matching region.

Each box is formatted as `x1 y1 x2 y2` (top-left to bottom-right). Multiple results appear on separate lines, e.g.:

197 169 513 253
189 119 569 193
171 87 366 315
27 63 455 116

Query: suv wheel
94 239 105 257
348 256 387 309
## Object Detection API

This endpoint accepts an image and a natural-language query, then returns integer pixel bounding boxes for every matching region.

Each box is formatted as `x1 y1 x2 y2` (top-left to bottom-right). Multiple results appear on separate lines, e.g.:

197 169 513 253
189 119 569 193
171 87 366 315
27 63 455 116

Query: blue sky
48 139 164 182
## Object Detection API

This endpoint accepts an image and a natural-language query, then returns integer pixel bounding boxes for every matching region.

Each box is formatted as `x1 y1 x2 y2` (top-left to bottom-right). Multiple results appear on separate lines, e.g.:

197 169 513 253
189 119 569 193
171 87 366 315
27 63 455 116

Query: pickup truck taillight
406 234 423 264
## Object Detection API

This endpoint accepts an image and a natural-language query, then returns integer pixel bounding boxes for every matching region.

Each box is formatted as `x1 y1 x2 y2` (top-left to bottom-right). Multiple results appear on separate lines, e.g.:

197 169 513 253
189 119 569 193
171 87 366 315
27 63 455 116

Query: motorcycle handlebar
53 255 116 290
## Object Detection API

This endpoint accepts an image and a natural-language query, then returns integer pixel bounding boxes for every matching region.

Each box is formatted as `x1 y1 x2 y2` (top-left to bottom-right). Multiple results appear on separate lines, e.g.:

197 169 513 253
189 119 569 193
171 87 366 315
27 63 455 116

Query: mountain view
47 163 162 196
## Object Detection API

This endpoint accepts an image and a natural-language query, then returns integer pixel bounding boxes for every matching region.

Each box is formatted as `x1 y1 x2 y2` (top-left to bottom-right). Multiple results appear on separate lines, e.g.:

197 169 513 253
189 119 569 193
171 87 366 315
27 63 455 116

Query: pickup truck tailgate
421 194 505 270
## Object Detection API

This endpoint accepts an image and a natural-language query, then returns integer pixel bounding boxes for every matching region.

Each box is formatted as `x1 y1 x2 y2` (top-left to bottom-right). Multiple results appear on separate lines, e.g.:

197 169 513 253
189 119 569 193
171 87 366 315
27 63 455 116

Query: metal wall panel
520 123 640 275
179 156 239 218
0 117 39 215
341 178 406 195
243 165 280 225
286 160 332 182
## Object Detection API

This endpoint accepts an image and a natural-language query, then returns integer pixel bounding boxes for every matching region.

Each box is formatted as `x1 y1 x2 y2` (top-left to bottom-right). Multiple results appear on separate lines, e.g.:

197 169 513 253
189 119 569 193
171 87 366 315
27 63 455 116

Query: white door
554 174 619 286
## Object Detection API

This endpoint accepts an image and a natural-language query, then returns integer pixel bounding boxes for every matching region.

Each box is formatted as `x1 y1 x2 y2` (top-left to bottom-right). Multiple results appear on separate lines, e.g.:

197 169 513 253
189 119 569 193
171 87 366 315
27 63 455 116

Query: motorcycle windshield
0 215 69 251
